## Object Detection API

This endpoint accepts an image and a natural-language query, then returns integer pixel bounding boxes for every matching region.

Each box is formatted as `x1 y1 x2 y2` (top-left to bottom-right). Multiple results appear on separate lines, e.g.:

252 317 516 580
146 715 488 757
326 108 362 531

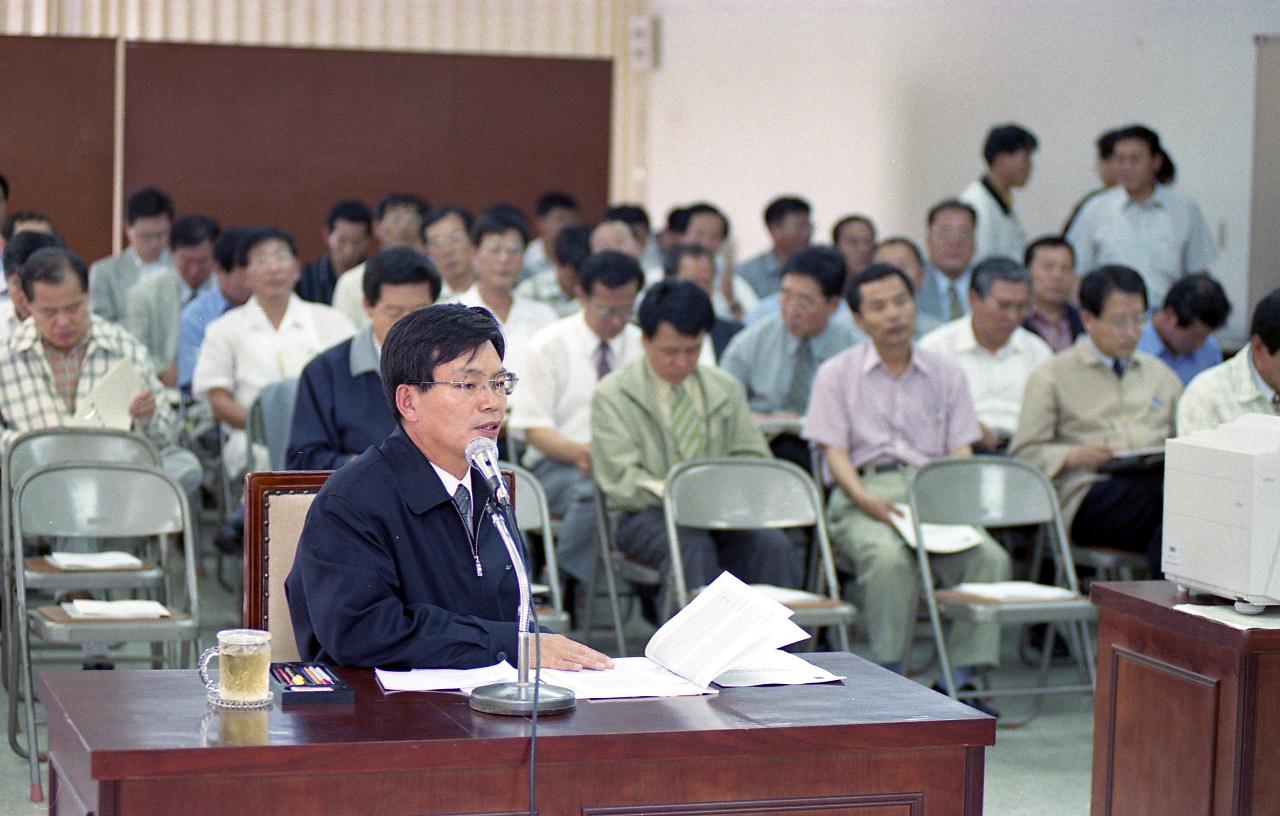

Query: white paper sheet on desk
541 657 715 699
890 504 983 554
1173 603 1280 630
713 649 845 688
374 661 517 693
950 581 1078 602
46 551 144 570
65 599 169 618
68 357 144 430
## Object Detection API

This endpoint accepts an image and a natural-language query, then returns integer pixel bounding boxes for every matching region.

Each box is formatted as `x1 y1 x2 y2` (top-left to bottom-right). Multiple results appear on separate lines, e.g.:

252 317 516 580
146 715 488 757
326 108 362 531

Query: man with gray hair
920 256 1052 453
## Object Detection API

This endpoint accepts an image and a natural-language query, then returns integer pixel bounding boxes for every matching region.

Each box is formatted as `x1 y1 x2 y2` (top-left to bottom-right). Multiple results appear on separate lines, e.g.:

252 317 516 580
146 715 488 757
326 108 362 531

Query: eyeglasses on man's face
414 372 519 397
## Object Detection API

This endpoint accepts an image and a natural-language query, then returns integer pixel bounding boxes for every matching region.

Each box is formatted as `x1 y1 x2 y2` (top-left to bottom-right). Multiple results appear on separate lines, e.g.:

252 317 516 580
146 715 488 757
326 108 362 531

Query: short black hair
423 205 474 237
845 263 914 314
125 187 174 224
603 204 650 233
471 207 529 247
970 256 1030 298
380 303 505 423
0 174 8 201
170 214 220 250
21 246 87 300
1096 128 1121 160
375 193 429 222
326 199 373 232
1250 290 1280 354
235 226 297 268
1024 235 1075 268
1111 124 1162 158
554 224 592 272
363 246 441 305
666 206 691 235
876 236 925 268
764 196 810 228
4 230 63 279
1 210 53 241
663 243 715 278
484 203 531 240
637 278 715 339
832 214 876 246
982 124 1038 165
214 226 251 272
782 247 845 299
685 202 730 238
535 191 578 218
1078 265 1148 316
578 250 645 296
1163 272 1230 331
927 198 978 228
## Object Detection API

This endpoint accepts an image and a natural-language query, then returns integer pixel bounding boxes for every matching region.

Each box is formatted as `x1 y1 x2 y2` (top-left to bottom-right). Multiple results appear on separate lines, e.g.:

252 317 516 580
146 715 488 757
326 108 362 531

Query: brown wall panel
0 35 116 264
123 41 612 264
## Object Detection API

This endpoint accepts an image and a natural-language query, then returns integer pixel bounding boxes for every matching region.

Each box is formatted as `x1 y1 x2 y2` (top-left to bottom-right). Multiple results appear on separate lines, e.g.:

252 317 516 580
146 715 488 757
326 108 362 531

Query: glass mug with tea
198 629 272 707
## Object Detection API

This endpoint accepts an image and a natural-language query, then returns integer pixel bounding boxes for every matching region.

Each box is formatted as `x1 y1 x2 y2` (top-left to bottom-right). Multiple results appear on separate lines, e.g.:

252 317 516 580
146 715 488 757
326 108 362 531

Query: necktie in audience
596 341 613 380
670 383 705 460
948 284 964 321
1272 393 1280 413
783 340 815 415
1112 358 1124 379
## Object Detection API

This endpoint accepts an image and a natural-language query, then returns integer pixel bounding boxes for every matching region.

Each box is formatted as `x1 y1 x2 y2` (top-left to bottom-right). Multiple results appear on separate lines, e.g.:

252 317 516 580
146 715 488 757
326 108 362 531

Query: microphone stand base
468 681 577 716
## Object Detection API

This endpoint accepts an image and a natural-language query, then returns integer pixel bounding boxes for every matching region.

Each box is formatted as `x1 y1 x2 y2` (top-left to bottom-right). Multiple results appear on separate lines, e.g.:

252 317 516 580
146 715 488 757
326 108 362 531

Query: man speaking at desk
286 303 612 671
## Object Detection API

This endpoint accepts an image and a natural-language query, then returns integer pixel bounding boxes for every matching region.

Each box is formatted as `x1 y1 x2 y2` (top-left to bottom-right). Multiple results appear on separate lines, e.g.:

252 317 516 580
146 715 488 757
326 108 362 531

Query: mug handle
197 646 220 694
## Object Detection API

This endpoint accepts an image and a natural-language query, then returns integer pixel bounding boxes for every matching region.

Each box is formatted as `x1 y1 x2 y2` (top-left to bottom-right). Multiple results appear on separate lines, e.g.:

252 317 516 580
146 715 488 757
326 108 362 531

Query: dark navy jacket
285 426 523 669
287 329 395 471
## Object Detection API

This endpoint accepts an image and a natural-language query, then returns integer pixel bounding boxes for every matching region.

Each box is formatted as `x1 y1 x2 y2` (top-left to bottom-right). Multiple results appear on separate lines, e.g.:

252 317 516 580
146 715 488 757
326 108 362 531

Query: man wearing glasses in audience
287 303 612 671
331 193 430 328
422 205 476 301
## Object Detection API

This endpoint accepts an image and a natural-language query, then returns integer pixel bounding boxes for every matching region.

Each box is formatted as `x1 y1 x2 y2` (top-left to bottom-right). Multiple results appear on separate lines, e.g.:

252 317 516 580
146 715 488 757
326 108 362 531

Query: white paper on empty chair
890 503 984 554
950 581 1078 602
68 357 144 430
64 599 170 618
46 551 144 570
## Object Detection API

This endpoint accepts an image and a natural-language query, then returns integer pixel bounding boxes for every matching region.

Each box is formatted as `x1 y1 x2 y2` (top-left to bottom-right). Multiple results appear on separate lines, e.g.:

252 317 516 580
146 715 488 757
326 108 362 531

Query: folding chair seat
503 462 570 634
580 482 661 657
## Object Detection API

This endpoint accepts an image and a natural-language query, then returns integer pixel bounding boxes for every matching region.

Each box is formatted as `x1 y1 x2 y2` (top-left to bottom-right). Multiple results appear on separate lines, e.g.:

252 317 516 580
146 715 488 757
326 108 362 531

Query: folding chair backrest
909 456 1058 529
503 462 563 614
14 461 184 540
247 378 300 471
5 428 159 494
665 457 820 530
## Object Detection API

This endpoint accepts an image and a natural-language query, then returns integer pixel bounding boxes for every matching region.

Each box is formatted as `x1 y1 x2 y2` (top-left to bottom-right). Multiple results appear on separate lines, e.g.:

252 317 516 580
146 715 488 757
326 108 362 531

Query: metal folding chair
662 457 856 649
11 461 200 801
503 462 570 634
908 456 1096 725
581 482 661 656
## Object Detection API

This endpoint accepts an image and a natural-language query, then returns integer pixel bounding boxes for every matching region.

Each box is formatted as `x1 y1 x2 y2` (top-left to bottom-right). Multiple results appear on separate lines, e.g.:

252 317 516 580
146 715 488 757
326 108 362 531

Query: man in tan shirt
1010 265 1182 576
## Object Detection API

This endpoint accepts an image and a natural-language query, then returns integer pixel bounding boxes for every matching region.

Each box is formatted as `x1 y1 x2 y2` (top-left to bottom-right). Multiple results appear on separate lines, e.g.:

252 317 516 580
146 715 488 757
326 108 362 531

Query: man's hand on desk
536 634 614 671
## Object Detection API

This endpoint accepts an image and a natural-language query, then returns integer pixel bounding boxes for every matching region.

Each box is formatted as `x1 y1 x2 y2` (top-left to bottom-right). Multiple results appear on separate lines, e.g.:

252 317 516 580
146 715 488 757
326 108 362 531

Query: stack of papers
949 581 1078 601
67 358 144 430
63 600 170 618
46 552 144 570
890 504 984 554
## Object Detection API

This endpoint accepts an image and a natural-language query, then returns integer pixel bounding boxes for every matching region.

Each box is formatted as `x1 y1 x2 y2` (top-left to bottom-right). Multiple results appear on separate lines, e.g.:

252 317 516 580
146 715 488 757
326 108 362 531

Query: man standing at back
735 196 813 299
916 200 978 326
959 124 1037 262
89 186 174 323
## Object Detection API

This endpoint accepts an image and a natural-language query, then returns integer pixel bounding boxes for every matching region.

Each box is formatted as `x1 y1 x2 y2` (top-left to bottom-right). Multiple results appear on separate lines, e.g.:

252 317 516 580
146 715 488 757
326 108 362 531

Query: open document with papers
68 357 144 430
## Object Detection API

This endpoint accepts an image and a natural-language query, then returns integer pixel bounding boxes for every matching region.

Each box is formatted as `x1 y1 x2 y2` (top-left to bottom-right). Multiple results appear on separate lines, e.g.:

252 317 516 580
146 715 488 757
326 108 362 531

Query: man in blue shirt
287 246 440 469
917 199 978 326
1137 272 1230 385
177 227 252 393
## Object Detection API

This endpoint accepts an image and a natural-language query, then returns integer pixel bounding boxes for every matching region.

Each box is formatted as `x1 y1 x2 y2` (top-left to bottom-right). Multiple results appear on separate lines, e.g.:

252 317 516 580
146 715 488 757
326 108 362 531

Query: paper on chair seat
949 581 1078 601
890 504 984 554
748 584 832 605
46 551 144 570
64 599 170 618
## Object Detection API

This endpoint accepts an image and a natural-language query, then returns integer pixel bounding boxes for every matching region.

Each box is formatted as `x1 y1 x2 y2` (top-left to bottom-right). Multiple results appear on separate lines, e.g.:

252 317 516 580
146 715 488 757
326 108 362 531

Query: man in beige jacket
1010 265 1182 576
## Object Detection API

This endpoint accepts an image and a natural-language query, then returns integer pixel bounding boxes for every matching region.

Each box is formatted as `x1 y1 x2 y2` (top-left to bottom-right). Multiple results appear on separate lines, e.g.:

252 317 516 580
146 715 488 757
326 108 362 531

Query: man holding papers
286 303 611 671
803 263 1010 702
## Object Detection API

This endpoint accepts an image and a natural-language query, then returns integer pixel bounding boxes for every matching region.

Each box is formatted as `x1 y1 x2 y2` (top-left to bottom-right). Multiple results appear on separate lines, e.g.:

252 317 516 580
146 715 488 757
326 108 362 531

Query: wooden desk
1090 581 1280 815
41 652 993 816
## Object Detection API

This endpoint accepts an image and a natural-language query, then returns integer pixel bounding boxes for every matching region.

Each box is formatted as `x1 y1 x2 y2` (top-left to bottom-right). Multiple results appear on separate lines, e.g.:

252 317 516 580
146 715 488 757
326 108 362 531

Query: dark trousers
768 432 813 475
1070 469 1164 576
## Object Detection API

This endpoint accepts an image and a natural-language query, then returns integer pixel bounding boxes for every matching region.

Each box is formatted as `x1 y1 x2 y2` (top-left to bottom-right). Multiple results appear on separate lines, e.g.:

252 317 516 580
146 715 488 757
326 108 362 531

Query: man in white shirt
1178 290 1280 436
89 187 174 323
1066 125 1217 309
422 205 475 301
512 250 646 585
920 256 1052 453
959 124 1036 263
521 191 580 283
516 224 590 318
193 227 354 479
331 193 430 328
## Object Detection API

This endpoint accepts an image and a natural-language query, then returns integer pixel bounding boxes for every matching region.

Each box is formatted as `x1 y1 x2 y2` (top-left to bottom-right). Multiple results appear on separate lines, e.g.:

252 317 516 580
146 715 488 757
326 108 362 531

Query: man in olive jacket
591 279 803 615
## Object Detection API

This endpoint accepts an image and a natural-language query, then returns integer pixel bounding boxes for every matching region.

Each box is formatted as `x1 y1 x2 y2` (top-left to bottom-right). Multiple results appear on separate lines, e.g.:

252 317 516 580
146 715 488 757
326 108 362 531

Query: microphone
465 436 512 506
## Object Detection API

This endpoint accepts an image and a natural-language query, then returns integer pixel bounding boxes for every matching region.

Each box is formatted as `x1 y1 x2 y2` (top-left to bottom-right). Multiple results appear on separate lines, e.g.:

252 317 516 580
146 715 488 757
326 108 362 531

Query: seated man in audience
193 227 354 481
521 191 580 283
735 196 813 298
124 214 219 387
513 250 646 589
331 193 430 327
917 199 978 326
456 208 558 388
920 256 1051 453
871 236 942 337
833 214 876 280
423 205 476 300
605 203 662 270
515 223 591 317
2 230 62 340
1177 289 1280 435
89 186 173 323
722 246 864 470
1010 265 1182 576
0 210 55 254
959 124 1037 262
680 201 757 322
177 227 252 393
288 246 439 470
803 263 1010 701
296 199 371 304
665 243 742 360
1137 272 1230 385
592 279 804 615
1022 236 1084 353
286 303 611 670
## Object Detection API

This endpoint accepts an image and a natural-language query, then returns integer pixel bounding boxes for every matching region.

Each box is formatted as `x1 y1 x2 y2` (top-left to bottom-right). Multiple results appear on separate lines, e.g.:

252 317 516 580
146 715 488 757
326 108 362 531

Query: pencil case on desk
271 662 354 705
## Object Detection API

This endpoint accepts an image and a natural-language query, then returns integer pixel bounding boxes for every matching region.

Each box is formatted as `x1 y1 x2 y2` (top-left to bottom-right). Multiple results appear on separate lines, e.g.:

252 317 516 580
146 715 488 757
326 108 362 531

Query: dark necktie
783 340 816 414
596 341 613 380
1272 393 1280 414
1112 358 1125 379
453 485 473 537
